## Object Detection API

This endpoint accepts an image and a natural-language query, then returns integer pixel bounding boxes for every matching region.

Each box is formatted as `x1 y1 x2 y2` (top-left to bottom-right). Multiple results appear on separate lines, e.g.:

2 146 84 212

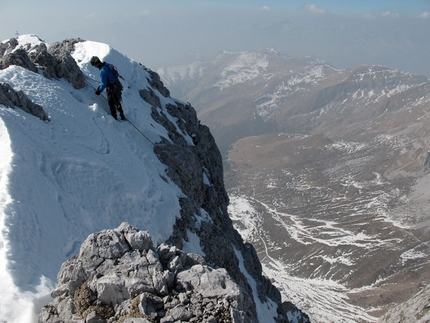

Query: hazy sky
1 0 430 75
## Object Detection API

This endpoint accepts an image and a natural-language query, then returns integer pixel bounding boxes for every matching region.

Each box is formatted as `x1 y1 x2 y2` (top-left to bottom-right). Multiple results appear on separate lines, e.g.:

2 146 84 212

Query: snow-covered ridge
0 35 183 322
0 35 308 323
4 34 44 50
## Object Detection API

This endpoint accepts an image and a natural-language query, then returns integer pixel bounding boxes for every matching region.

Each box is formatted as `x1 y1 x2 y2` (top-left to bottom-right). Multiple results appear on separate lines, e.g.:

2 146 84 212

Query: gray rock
139 88 162 108
89 274 129 307
122 319 152 323
115 222 153 252
167 304 194 321
85 311 104 323
47 38 85 89
36 49 309 323
0 82 49 120
78 229 130 273
0 47 38 72
185 252 207 268
0 37 85 89
142 65 170 98
0 38 18 56
176 265 241 299
39 223 257 323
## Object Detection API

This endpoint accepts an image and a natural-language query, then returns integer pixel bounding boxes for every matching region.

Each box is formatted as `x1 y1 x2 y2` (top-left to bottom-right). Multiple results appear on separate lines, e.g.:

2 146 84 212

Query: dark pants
107 85 125 120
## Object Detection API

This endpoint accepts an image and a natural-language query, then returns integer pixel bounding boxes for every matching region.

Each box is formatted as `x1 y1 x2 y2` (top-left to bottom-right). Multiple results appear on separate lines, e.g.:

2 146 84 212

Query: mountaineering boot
110 105 118 120
118 104 126 121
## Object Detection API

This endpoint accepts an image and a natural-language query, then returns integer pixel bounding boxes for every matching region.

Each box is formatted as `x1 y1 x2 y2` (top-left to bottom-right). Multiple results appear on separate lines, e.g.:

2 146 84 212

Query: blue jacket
97 62 115 93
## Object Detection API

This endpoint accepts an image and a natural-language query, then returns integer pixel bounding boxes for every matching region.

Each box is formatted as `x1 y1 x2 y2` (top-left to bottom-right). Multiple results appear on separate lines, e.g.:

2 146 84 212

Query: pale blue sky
1 1 430 75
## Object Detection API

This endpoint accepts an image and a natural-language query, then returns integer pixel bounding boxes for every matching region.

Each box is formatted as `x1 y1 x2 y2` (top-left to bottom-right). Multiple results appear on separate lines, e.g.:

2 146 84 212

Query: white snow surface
0 35 189 323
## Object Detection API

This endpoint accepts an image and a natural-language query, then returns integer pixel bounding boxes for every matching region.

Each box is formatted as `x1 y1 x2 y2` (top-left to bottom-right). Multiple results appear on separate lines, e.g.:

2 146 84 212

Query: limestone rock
30 39 310 323
47 38 85 89
39 223 259 323
0 37 85 89
176 265 242 299
0 36 86 120
0 82 49 120
139 88 162 108
0 39 37 72
141 65 170 98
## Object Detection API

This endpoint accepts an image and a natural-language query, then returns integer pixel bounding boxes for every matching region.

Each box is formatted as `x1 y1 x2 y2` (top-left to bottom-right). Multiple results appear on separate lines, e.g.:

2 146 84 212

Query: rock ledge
39 222 253 323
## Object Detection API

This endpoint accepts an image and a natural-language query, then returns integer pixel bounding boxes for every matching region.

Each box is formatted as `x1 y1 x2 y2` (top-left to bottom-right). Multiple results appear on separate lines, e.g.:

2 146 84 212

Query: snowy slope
0 36 185 323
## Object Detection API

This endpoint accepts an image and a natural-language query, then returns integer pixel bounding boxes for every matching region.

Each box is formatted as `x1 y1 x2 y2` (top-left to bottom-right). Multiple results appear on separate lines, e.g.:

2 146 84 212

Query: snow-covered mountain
159 50 430 322
0 36 307 323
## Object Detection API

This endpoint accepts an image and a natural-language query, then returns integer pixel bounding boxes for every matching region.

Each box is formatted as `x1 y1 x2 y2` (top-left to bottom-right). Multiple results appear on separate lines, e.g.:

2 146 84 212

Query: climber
90 56 126 121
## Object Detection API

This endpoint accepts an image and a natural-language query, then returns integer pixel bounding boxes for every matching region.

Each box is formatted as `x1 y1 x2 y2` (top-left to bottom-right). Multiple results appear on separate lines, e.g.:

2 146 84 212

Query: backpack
108 63 123 92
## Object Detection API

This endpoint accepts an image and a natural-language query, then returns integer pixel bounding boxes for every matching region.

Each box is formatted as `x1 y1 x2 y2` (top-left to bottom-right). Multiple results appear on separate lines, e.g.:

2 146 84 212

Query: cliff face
39 222 251 323
0 36 308 322
159 49 430 321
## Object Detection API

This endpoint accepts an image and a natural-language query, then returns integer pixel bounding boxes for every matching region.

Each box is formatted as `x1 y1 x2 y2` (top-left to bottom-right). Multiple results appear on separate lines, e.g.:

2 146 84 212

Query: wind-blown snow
0 36 185 323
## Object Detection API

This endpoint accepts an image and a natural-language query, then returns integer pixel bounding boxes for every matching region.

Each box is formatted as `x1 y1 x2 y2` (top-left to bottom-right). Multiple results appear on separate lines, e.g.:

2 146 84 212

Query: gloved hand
95 89 101 95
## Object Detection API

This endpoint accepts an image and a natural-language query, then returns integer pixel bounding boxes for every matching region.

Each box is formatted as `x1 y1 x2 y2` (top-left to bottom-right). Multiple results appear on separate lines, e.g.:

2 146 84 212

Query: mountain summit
0 36 307 323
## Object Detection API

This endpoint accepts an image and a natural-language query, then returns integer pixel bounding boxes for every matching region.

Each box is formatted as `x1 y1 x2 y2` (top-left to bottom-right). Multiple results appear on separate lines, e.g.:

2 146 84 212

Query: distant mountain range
159 49 430 322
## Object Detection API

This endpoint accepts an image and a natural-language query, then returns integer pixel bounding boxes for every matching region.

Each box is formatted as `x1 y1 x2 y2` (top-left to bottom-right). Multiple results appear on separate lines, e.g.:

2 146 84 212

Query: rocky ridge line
39 222 249 323
139 59 308 322
0 36 85 120
2 36 310 323
0 82 49 121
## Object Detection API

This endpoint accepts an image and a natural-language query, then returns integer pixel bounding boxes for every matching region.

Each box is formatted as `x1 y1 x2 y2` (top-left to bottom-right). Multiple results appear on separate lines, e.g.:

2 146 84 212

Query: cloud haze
304 4 328 14
1 1 429 76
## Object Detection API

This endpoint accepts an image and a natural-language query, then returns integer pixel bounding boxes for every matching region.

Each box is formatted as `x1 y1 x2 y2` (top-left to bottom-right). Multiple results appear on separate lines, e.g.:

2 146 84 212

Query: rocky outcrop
0 46 38 73
0 36 85 120
0 36 85 89
33 40 308 323
141 68 308 322
45 38 86 89
0 82 49 121
139 88 162 109
142 65 170 98
39 223 253 323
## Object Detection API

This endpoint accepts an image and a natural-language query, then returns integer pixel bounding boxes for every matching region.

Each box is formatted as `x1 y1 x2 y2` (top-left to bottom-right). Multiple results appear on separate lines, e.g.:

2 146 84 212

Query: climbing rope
85 78 216 215
127 119 157 147
85 78 157 147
